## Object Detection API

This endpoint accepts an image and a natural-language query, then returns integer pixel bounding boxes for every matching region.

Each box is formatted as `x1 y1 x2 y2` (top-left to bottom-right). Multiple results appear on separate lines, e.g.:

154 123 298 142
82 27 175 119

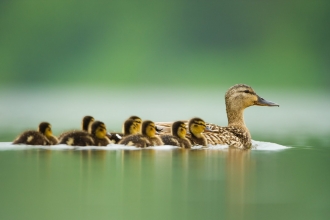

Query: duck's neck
226 105 247 129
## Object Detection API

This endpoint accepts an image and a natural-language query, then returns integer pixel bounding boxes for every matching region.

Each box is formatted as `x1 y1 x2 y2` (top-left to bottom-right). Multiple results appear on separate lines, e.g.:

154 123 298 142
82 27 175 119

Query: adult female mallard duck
13 122 58 145
203 84 279 149
156 84 279 149
107 116 142 143
160 121 192 148
58 115 94 140
59 121 110 146
119 120 163 148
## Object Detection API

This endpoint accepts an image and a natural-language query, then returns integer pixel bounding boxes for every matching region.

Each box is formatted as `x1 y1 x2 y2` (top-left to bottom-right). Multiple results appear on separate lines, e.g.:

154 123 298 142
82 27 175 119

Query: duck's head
128 116 142 133
91 121 107 139
82 116 95 133
172 121 187 139
38 122 53 138
123 119 140 135
142 120 156 138
188 118 206 138
225 84 279 110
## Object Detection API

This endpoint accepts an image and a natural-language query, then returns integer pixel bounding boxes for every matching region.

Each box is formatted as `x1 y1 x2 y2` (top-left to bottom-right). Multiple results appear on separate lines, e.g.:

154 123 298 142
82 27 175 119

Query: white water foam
0 140 290 151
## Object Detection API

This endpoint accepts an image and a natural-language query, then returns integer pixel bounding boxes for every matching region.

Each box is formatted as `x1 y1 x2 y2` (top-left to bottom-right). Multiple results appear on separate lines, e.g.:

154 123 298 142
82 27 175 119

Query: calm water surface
0 139 329 220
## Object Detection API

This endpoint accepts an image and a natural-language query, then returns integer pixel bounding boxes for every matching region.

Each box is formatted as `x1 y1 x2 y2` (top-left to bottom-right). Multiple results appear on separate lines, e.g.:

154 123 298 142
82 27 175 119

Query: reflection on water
226 148 253 220
0 142 329 220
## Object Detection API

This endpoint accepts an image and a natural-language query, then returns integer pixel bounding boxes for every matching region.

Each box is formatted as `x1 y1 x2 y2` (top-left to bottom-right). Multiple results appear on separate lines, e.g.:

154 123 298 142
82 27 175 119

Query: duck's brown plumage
155 84 279 149
203 84 278 149
59 131 94 146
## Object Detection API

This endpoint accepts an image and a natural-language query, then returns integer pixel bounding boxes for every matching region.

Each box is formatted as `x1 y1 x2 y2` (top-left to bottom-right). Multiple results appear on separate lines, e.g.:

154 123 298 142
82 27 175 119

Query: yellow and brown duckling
117 119 141 144
119 120 163 148
160 121 192 148
58 115 94 140
59 121 110 146
91 121 111 146
107 116 142 143
186 117 208 147
203 84 279 149
122 118 141 136
127 116 142 133
12 122 58 145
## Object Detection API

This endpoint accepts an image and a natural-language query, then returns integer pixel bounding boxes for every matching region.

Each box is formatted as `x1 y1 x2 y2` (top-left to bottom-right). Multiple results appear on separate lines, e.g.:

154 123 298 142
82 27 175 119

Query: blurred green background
0 0 330 141
1 0 329 89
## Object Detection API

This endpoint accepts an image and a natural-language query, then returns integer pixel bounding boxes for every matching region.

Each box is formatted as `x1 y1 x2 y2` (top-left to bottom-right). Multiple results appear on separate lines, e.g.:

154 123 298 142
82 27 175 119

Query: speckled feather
59 131 95 146
12 130 51 145
118 134 151 148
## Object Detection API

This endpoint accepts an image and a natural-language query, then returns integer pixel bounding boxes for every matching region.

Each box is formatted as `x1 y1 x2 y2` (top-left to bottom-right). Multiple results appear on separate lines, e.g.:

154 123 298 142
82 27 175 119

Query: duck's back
204 126 251 149
59 131 94 146
118 134 150 148
13 131 50 145
160 135 180 147
58 130 76 140
160 135 191 148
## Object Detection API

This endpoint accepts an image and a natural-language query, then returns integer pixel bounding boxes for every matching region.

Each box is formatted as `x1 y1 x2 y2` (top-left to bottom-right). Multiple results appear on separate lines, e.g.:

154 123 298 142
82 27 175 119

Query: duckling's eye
244 90 250 93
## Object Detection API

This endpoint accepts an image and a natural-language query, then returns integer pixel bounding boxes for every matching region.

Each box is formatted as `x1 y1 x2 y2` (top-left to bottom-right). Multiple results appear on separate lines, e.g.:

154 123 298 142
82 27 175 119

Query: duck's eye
244 90 250 93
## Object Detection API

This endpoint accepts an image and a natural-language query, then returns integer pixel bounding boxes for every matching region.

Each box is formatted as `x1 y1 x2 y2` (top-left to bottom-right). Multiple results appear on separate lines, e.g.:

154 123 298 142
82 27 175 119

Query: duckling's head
142 120 156 137
225 84 279 110
188 118 206 138
172 121 187 139
123 119 140 135
91 121 107 139
38 122 53 138
82 116 94 132
128 116 142 133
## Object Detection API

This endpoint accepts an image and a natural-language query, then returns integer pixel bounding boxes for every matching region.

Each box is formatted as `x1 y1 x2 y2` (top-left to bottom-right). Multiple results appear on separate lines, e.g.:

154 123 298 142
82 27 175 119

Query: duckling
202 84 279 149
141 120 163 146
186 118 208 146
117 119 143 145
13 122 58 145
58 115 94 140
91 121 111 146
122 118 141 136
59 121 110 146
119 120 163 148
106 116 142 143
160 121 192 148
127 116 142 133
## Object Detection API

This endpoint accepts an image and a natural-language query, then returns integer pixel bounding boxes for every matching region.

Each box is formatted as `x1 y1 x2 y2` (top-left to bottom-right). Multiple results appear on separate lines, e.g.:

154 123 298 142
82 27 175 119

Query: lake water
0 139 329 220
0 87 329 220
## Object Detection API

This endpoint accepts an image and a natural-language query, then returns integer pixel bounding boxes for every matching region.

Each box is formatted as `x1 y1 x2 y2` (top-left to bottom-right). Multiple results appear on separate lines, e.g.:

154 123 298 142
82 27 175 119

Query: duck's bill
255 95 279 107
